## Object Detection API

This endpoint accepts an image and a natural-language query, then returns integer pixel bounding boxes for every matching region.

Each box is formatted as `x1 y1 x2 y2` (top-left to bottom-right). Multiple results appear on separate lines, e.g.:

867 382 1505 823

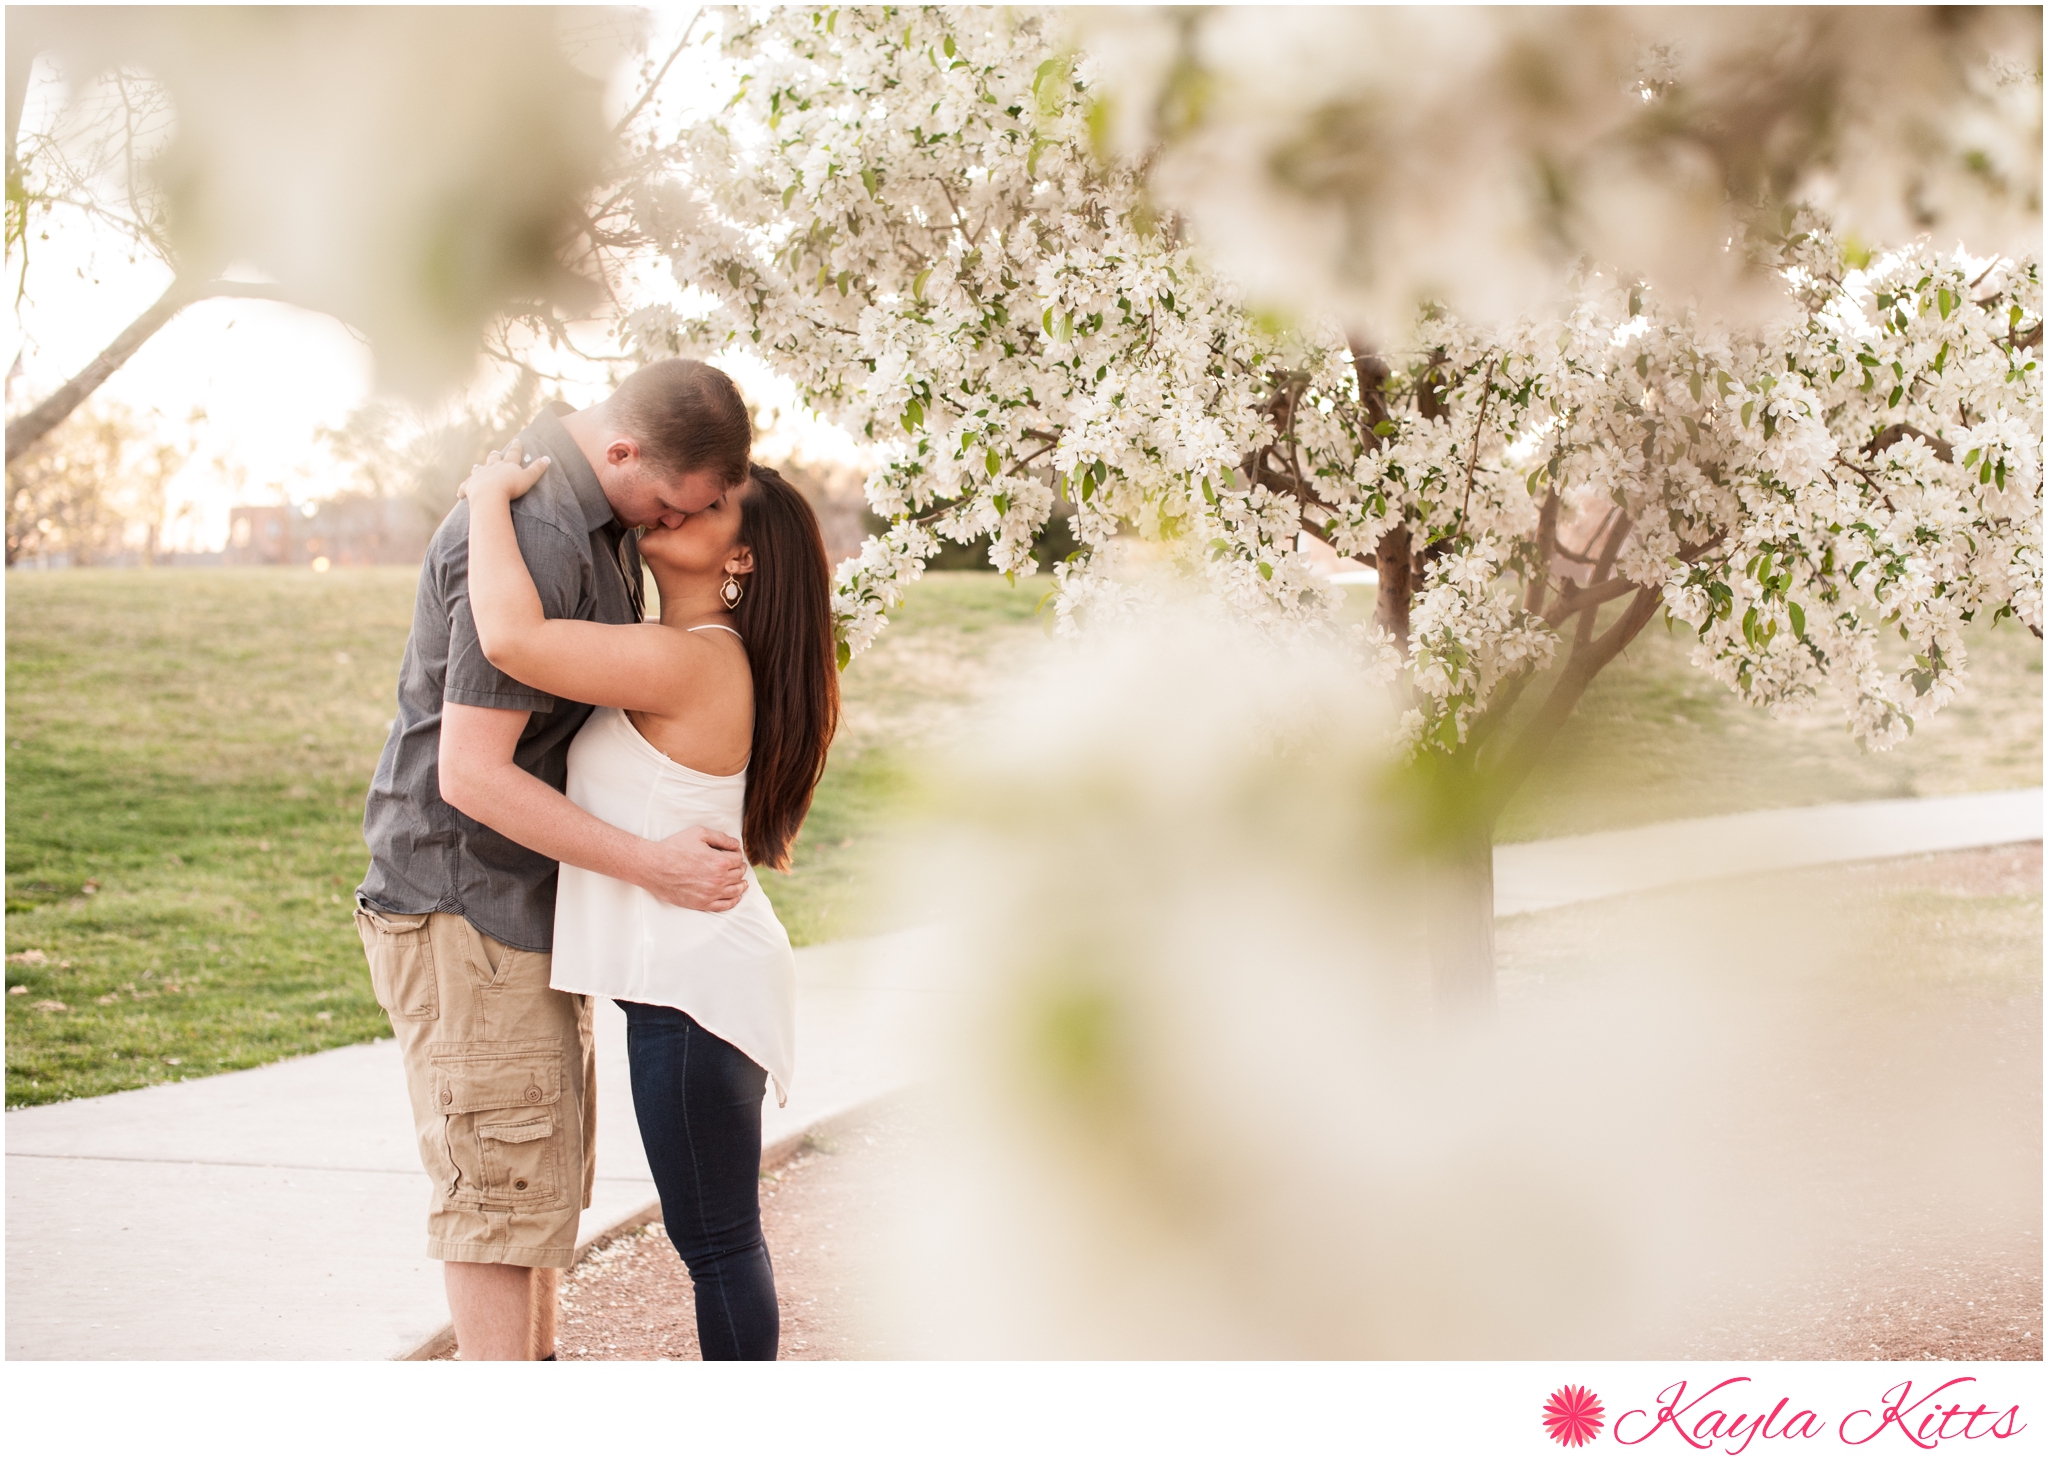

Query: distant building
226 505 297 565
226 496 435 567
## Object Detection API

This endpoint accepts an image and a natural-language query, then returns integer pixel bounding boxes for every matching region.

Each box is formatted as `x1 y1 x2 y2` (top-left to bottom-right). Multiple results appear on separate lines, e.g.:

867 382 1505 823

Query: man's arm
439 703 748 911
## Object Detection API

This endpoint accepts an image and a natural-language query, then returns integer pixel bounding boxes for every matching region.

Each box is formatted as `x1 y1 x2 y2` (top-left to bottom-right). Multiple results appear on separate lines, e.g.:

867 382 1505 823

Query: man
355 358 753 1360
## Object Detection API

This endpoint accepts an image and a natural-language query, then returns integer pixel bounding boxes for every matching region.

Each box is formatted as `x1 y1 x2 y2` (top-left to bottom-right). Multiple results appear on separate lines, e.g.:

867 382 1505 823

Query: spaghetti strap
684 623 744 641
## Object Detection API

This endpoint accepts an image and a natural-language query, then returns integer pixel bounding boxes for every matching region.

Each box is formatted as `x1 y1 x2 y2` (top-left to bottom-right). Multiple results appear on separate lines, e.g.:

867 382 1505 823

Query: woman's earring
720 572 744 609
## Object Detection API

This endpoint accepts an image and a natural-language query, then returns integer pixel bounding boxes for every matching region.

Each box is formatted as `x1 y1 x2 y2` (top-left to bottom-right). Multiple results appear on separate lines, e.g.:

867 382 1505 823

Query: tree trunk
1374 524 1413 649
1426 816 1496 1024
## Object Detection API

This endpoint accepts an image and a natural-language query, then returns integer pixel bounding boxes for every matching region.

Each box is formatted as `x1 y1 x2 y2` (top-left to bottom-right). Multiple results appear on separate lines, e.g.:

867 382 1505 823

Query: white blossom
644 7 2040 755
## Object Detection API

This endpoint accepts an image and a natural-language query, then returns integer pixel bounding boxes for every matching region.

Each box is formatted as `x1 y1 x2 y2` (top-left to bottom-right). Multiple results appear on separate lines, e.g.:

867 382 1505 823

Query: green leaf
1032 56 1068 112
1372 421 1397 438
1257 561 1273 581
986 447 1002 477
1887 384 1904 408
861 167 879 199
1938 287 1953 319
1788 602 1806 638
1741 402 1754 429
836 640 852 671
781 182 800 208
912 267 932 304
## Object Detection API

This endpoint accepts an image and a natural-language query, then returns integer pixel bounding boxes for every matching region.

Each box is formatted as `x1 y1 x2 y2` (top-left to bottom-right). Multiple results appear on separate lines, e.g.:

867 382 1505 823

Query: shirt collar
523 407 617 538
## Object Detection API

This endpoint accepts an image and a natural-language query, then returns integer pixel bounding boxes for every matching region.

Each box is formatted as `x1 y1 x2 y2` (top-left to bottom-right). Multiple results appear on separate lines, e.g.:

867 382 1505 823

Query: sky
7 22 859 555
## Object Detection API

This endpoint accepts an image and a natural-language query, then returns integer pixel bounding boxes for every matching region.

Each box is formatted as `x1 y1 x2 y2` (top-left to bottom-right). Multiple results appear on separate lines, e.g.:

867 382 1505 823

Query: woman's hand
457 446 549 504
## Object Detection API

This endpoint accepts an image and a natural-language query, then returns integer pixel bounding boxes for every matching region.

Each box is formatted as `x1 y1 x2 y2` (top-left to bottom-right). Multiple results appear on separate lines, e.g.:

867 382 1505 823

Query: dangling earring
720 572 744 609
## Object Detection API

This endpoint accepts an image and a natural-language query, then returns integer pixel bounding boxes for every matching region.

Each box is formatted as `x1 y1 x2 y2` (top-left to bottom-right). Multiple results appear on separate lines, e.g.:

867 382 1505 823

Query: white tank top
548 689 794 1106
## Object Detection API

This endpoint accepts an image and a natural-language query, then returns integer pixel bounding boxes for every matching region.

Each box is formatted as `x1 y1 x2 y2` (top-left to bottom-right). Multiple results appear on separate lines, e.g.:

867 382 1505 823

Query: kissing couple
355 359 839 1360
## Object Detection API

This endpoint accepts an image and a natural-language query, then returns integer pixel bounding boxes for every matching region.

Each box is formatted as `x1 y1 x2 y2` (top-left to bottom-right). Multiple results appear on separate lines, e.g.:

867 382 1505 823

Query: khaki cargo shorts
355 907 595 1269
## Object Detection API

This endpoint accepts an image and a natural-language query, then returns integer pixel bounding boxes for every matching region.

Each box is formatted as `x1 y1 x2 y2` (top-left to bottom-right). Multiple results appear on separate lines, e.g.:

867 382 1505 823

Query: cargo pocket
477 1114 556 1202
355 907 437 1022
428 1045 563 1207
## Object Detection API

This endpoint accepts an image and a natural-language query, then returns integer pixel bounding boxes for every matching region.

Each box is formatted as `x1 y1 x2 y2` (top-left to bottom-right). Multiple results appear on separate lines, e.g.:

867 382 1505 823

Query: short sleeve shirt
356 406 643 950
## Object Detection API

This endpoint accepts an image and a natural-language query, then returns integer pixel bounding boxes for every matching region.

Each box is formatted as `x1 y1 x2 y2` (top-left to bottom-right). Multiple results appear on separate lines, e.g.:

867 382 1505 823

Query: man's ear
605 438 640 468
725 546 756 576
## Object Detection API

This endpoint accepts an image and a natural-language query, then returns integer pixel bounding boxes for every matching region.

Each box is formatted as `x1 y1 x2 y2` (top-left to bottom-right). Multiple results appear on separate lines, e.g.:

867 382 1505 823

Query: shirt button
439 1090 452 1105
524 1085 542 1103
515 1180 528 1191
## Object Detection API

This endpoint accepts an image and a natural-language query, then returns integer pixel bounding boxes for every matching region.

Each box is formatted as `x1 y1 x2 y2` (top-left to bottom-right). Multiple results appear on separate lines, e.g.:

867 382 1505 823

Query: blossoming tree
634 7 2041 1008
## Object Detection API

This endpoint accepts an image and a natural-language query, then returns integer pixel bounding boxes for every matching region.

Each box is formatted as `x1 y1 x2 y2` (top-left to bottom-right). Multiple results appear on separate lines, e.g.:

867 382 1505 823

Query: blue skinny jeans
620 1000 778 1360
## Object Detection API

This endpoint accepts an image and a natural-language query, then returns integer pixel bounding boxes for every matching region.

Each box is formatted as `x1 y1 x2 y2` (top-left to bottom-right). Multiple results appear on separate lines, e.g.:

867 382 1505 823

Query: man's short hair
607 358 751 486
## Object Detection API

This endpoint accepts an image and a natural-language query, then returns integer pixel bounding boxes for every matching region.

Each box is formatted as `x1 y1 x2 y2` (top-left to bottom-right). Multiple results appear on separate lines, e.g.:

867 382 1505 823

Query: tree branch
1543 572 1642 627
612 13 699 140
1865 423 1954 463
1249 460 1339 519
6 277 284 464
1458 357 1495 529
1485 585 1663 817
1573 511 1633 647
1523 488 1559 615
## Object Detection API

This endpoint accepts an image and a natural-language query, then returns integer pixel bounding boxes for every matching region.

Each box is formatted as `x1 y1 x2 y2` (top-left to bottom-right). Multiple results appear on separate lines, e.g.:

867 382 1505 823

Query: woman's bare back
626 624 755 776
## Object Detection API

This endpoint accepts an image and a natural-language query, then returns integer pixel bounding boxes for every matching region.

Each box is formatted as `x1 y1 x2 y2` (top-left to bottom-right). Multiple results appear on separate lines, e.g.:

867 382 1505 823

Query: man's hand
643 826 750 913
440 706 750 912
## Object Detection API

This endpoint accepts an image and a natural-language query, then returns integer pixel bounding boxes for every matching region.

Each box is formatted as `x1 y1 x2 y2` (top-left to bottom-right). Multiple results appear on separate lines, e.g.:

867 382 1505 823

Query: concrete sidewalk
1494 787 2042 915
6 787 2038 1359
5 930 953 1361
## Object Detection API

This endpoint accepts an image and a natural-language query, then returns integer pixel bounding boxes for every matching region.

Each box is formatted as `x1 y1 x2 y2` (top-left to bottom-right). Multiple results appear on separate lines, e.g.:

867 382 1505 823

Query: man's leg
441 1262 562 1360
532 1266 561 1357
445 1261 536 1360
360 911 591 1360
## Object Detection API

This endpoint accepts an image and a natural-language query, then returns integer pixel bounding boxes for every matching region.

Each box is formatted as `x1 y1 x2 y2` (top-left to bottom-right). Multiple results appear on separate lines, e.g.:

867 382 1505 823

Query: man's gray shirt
357 407 642 950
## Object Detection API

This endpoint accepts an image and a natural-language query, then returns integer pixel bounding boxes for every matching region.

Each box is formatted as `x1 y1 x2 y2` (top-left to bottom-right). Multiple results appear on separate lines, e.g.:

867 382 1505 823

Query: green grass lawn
4 567 1048 1105
1496 613 2043 841
6 564 2038 1107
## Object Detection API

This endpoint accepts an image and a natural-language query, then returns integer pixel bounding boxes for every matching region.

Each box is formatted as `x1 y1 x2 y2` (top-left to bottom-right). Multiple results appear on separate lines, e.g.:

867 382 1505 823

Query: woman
458 447 838 1361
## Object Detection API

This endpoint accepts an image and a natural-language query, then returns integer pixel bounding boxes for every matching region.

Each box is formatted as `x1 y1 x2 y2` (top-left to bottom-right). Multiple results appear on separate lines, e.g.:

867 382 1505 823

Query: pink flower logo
1544 1385 1606 1447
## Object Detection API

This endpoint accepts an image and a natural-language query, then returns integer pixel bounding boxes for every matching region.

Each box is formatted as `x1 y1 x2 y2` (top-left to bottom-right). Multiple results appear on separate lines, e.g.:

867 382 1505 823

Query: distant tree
5 397 193 566
318 370 550 544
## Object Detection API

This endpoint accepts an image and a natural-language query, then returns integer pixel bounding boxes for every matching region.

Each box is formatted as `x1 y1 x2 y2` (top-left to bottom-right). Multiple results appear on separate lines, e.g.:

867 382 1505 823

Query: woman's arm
461 450 709 715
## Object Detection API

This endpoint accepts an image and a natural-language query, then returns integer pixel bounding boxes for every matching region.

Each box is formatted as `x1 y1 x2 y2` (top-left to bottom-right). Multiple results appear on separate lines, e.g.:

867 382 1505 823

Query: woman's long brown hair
732 465 840 871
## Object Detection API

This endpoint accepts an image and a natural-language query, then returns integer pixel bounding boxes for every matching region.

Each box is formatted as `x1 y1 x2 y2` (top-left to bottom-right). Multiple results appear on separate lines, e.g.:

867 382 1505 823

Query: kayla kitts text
1610 1376 2026 1452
